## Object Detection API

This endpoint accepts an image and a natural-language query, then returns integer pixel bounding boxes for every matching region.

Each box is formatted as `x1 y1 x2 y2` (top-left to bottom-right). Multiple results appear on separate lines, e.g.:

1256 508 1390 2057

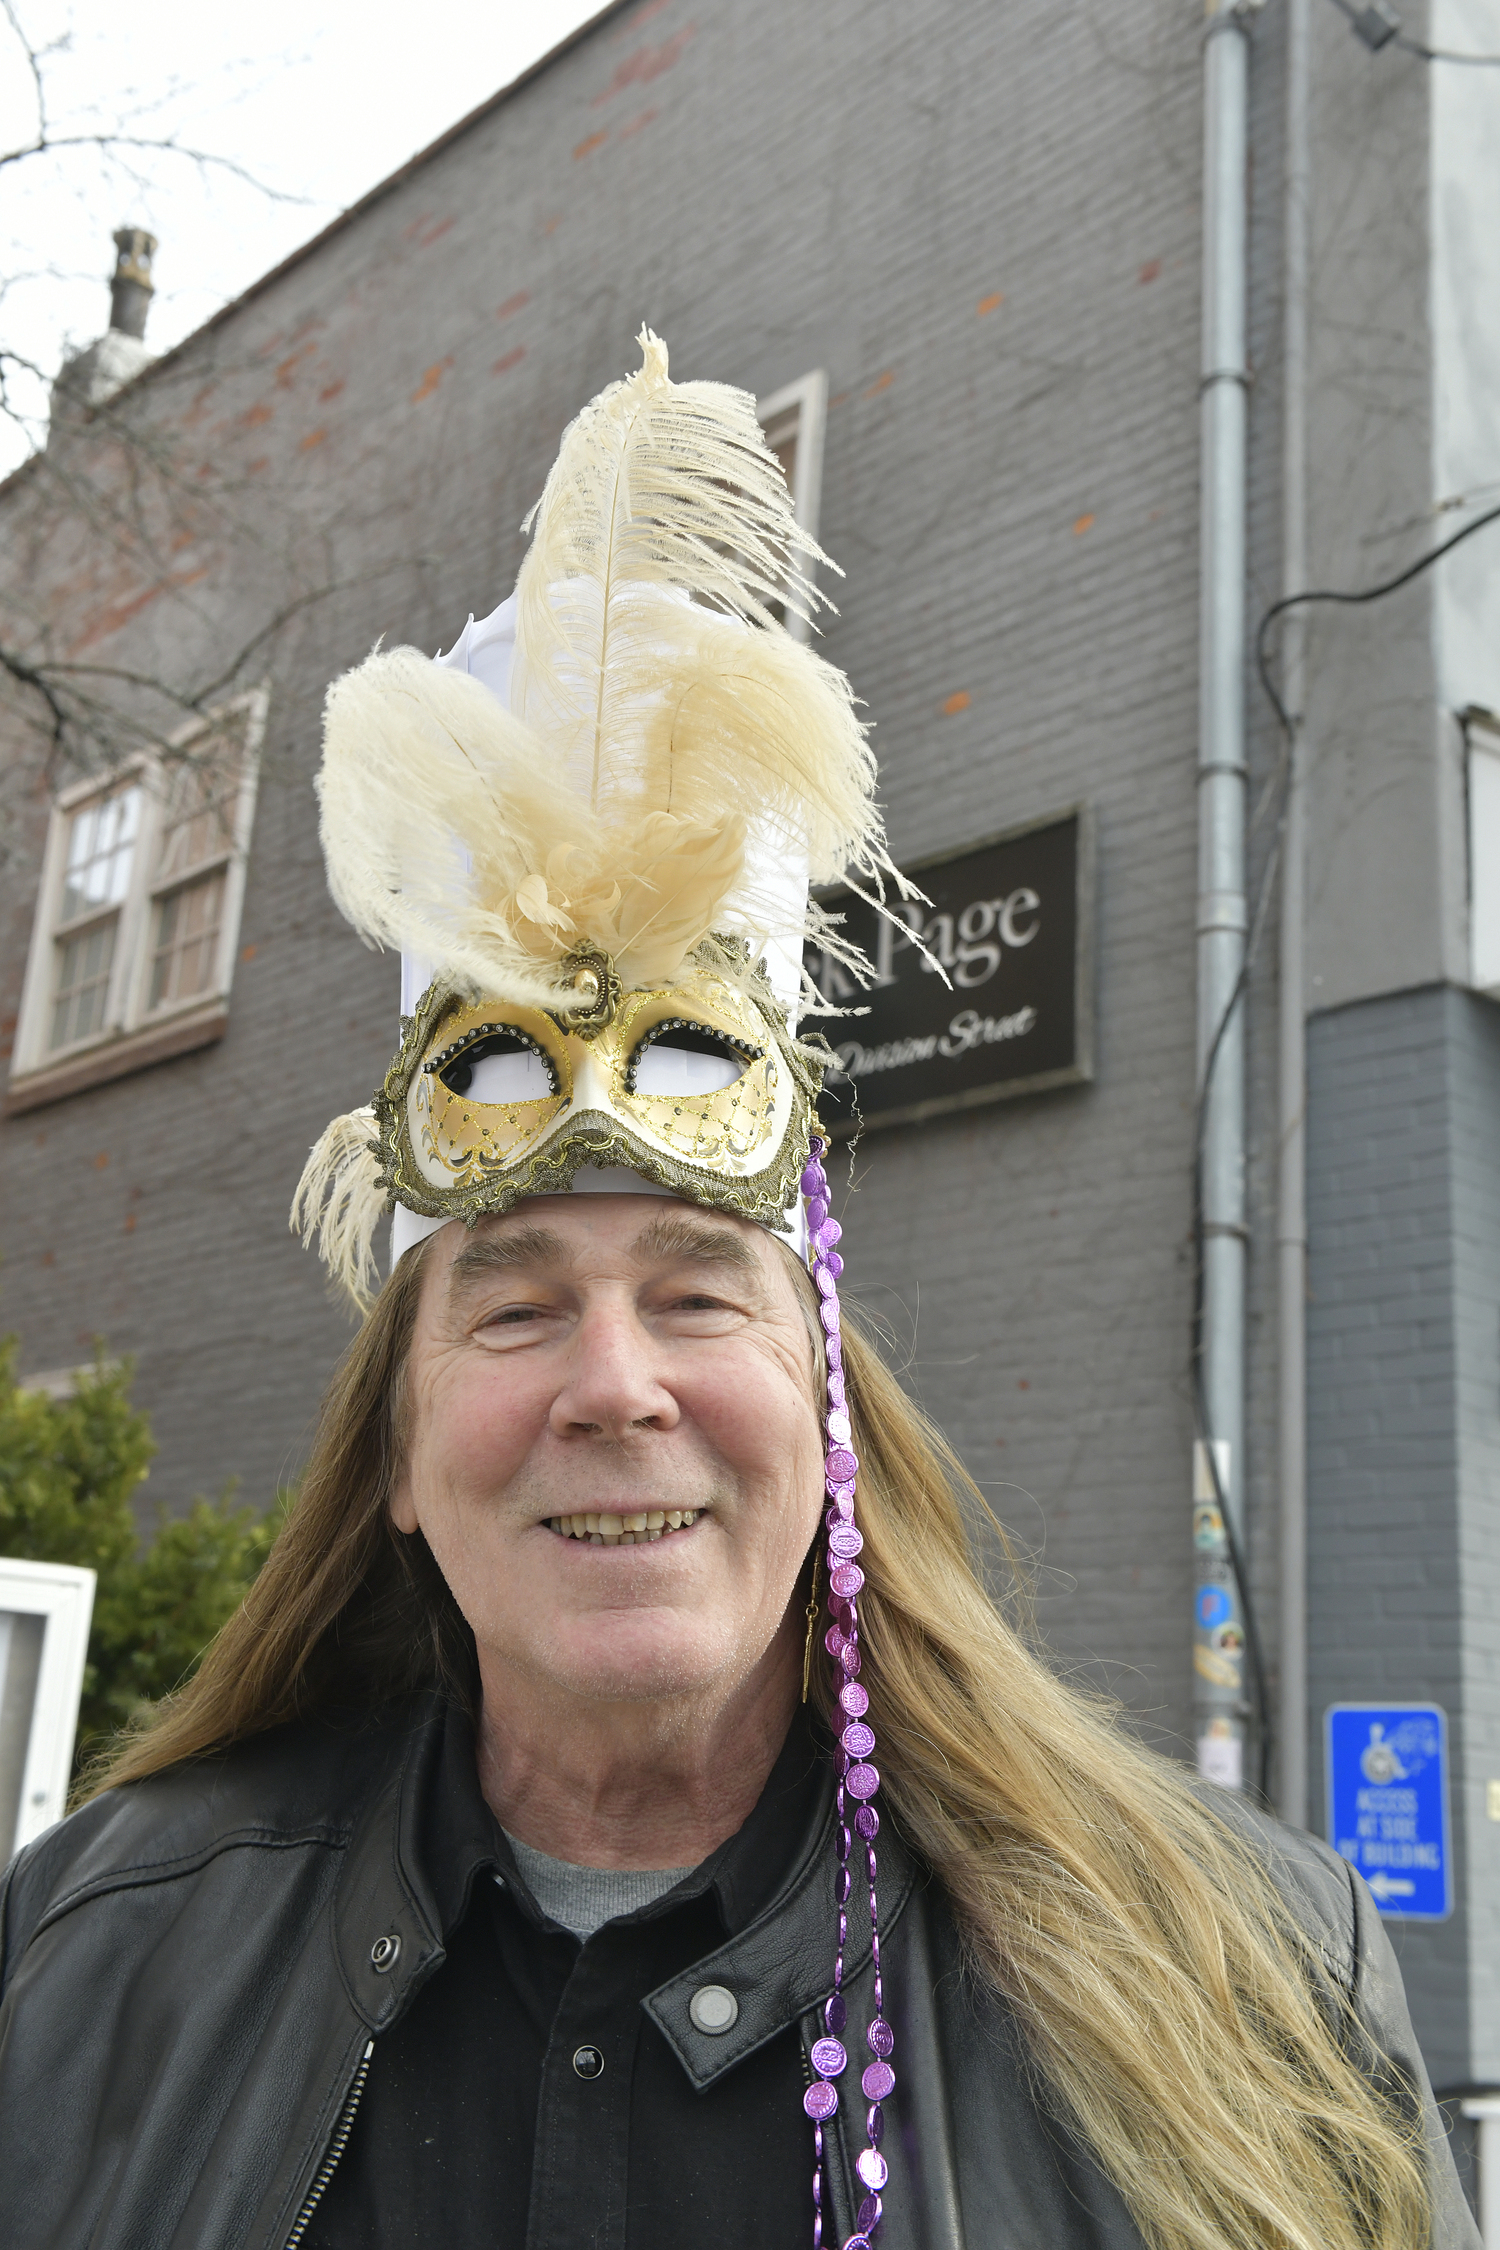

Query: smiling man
0 338 1477 2250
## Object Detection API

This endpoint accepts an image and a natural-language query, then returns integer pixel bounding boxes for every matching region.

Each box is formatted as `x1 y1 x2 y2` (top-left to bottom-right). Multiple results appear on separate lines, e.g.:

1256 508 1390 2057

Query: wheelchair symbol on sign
1359 1724 1408 1785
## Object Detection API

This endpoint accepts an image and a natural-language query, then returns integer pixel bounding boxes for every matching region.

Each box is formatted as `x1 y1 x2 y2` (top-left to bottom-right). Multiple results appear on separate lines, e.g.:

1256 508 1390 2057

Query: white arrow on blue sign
1325 1703 1452 1921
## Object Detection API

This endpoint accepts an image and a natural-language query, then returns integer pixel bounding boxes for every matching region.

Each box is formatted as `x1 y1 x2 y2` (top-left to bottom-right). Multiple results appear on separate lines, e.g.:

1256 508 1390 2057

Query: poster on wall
803 805 1094 1135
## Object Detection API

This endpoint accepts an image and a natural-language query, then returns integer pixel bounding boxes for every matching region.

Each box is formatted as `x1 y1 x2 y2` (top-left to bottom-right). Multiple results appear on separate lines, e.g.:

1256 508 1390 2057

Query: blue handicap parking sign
1325 1704 1451 1920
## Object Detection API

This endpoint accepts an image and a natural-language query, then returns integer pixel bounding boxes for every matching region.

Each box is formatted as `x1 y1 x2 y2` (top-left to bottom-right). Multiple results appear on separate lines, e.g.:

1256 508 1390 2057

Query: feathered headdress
316 328 903 1012
296 330 921 1312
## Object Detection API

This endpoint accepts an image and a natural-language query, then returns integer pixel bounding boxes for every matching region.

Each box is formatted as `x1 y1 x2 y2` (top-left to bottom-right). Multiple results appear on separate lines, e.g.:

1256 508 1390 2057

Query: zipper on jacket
283 2039 375 2248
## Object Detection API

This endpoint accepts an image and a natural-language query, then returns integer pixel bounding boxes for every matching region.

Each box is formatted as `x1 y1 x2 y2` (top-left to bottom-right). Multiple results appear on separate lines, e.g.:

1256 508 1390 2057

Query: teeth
550 1509 704 1540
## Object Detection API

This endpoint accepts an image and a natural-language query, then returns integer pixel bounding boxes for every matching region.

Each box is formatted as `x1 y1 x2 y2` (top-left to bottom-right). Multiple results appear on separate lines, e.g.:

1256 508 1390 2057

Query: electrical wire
1326 0 1500 63
1192 496 1500 1806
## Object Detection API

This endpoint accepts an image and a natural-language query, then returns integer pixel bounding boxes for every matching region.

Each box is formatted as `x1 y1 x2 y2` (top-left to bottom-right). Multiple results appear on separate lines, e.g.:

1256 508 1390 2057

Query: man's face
391 1197 825 1710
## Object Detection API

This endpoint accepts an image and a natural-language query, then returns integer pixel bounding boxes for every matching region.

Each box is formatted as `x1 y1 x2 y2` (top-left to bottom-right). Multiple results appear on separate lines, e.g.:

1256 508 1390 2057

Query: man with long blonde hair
0 340 1476 2250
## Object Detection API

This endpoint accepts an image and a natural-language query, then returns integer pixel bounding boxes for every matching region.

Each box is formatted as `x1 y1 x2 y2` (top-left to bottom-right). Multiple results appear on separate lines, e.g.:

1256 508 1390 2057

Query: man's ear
389 1467 419 1535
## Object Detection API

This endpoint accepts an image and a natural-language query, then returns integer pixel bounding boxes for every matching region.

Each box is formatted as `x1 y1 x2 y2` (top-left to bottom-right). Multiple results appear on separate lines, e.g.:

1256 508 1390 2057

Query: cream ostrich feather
316 329 909 1009
289 1107 387 1312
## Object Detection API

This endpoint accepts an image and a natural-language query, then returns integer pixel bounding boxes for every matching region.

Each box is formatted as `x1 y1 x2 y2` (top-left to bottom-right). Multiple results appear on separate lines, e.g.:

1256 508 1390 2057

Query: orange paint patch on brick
124 1213 137 1235
247 457 269 474
240 402 274 428
573 129 609 159
410 358 454 403
495 291 530 320
404 214 456 248
977 292 1003 316
942 690 972 717
319 378 346 402
241 943 258 962
492 347 526 376
275 344 316 388
591 24 695 105
1138 259 1161 284
828 391 849 409
618 107 658 138
863 369 894 398
544 214 564 234
93 1151 109 1170
299 427 328 451
1073 513 1095 536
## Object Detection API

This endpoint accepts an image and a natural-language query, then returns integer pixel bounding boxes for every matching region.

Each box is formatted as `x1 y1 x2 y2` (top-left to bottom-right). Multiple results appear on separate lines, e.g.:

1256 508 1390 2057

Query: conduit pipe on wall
1194 0 1256 1792
1277 0 1312 1833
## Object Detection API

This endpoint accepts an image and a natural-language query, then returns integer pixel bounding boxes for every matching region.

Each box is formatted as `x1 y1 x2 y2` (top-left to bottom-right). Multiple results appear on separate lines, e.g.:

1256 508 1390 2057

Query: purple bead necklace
801 1135 895 2250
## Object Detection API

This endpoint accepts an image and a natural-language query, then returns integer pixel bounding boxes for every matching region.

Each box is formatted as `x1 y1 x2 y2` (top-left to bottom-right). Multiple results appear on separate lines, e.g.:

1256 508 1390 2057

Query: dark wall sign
804 806 1093 1134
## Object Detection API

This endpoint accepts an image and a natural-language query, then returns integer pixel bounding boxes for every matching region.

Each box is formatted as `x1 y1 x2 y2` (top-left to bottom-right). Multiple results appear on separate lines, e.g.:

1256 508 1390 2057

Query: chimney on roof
48 227 160 437
109 227 157 340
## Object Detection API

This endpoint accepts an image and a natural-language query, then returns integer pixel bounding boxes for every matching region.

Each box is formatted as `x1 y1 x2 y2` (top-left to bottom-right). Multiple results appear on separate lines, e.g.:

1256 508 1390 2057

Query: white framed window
757 369 827 645
0 1557 96 1863
1468 710 1500 996
8 690 266 1105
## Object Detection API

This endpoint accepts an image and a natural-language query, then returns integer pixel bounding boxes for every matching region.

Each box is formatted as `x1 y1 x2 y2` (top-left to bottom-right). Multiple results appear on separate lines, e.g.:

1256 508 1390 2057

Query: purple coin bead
824 1251 845 1277
827 1370 846 1405
824 1992 847 2034
819 1301 841 1334
815 1266 838 1299
843 2238 871 2250
822 1218 843 1248
839 1681 869 1717
807 1196 829 1229
803 2082 838 2121
857 2193 883 2233
867 2103 885 2146
840 1642 862 1676
857 2150 890 2193
862 2061 896 2101
826 1332 843 1370
825 1409 852 1442
828 1521 863 1558
824 1625 846 1658
854 1803 880 1839
841 1721 876 1758
810 2037 847 2079
830 1564 864 1601
836 1865 852 1905
866 2017 894 2058
846 1762 880 1800
826 1449 859 1487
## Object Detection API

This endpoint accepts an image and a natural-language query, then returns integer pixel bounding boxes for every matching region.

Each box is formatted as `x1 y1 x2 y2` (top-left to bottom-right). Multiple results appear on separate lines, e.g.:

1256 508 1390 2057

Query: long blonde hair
93 1247 1428 2250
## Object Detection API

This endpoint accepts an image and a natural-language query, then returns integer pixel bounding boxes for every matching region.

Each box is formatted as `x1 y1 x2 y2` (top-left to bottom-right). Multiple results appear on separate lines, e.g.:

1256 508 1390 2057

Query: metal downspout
1277 0 1311 1831
1194 0 1254 1792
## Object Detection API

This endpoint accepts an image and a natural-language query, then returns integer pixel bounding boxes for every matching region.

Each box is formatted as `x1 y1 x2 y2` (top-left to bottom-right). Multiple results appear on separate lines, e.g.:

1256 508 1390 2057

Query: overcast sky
0 0 605 473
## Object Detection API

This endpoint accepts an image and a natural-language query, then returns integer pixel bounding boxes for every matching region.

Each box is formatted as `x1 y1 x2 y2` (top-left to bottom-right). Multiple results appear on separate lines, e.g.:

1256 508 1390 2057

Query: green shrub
0 1339 283 1763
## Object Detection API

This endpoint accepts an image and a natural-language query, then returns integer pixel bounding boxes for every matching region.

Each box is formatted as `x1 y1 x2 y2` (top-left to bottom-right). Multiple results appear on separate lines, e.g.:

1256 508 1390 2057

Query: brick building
1 0 1497 2107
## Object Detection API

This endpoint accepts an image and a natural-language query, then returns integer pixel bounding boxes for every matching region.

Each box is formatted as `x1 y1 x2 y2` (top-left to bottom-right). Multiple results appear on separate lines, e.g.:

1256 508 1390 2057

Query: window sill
5 1002 229 1115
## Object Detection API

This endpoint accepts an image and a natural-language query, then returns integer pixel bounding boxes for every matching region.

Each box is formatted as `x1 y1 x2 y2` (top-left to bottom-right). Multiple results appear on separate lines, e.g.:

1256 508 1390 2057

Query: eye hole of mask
628 1023 760 1098
437 1031 558 1102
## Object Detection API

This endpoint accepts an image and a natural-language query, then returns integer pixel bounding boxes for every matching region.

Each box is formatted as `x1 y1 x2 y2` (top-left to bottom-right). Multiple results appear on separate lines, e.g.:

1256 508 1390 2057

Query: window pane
50 915 118 1050
156 747 240 882
148 869 226 1010
60 784 141 925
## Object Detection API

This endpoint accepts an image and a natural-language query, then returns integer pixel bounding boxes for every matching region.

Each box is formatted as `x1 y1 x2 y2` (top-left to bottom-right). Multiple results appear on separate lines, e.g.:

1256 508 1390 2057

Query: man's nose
550 1301 679 1439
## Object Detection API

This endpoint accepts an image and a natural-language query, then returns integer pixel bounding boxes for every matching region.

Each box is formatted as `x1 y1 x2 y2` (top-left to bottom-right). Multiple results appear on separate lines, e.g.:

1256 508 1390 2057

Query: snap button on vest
572 2044 605 2079
689 1983 739 2034
370 1933 401 1973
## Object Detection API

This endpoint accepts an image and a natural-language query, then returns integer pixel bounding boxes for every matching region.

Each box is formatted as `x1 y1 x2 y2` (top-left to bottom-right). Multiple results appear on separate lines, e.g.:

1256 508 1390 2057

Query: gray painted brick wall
1308 985 1500 2085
